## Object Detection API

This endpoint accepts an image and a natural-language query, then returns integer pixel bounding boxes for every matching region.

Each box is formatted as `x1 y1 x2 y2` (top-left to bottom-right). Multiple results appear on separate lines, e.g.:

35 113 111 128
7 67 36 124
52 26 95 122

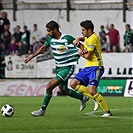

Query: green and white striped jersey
44 33 80 67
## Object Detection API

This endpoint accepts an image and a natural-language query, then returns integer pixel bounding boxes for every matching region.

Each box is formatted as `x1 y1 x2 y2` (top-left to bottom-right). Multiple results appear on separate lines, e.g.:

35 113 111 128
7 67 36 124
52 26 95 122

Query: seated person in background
27 45 33 55
40 37 46 45
101 37 110 52
111 45 120 53
123 47 130 53
9 38 17 55
32 39 43 53
99 25 106 44
16 41 27 56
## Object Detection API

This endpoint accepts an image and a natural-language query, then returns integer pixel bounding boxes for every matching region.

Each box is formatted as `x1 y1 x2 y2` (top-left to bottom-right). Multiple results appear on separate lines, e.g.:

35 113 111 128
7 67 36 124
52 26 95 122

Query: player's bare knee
89 90 97 96
70 81 76 89
70 79 79 89
46 85 52 93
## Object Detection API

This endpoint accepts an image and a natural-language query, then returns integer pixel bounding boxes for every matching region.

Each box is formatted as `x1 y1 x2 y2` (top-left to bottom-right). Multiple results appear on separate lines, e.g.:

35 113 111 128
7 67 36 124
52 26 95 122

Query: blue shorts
73 66 104 87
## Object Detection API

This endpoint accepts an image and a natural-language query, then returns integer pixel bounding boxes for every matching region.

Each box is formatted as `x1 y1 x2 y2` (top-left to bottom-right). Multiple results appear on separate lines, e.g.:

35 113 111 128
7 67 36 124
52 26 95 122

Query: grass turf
0 96 133 133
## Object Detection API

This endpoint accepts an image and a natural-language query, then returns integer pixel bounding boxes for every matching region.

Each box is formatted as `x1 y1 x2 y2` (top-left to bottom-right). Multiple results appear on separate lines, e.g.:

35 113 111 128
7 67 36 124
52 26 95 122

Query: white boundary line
85 108 133 119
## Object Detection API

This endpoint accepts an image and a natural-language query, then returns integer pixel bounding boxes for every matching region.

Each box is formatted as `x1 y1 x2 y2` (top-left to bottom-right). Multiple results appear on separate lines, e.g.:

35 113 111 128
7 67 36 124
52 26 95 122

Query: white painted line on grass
85 108 133 120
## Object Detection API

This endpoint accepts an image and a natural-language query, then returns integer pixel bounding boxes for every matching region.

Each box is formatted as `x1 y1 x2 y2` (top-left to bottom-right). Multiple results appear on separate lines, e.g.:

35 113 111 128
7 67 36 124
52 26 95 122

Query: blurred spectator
0 11 5 41
27 45 33 55
9 38 17 55
3 24 11 34
30 23 42 45
101 48 107 53
40 37 46 44
0 42 5 78
2 11 10 29
99 25 106 44
13 25 23 43
130 31 133 51
123 47 130 53
111 45 119 53
2 31 11 55
106 24 120 52
0 42 5 54
124 24 132 52
22 25 30 50
16 41 27 56
101 37 110 52
32 39 43 53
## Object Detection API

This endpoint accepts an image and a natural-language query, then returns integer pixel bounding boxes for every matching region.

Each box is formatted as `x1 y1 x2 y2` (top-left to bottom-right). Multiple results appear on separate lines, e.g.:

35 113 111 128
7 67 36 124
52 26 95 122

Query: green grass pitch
0 96 133 133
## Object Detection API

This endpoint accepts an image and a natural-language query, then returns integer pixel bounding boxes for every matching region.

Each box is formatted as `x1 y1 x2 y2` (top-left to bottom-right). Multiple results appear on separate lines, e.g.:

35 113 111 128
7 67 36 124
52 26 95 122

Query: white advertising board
5 53 133 78
124 79 133 97
5 55 36 78
0 79 59 96
102 53 133 78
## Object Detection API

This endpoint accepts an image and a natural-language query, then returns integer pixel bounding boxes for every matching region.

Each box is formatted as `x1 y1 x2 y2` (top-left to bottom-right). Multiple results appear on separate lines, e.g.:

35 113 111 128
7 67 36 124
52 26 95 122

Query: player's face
81 26 88 37
46 28 56 38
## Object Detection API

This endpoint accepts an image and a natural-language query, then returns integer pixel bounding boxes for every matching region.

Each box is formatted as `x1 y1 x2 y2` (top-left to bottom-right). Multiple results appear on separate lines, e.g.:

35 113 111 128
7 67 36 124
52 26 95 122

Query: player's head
80 20 94 37
46 21 59 38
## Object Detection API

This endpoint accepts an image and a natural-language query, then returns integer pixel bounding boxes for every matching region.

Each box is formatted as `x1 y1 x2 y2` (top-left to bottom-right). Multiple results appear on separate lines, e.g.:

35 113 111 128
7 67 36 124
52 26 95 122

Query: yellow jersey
84 32 104 67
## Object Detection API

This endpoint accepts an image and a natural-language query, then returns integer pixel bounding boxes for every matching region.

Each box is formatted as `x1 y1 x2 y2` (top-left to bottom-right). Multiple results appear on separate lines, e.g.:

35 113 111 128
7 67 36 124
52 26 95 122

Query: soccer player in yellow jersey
70 20 112 117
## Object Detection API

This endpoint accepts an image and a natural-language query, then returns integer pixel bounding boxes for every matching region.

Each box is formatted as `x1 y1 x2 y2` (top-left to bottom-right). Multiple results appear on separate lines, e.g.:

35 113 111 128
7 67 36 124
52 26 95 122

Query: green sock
42 93 52 110
68 89 83 100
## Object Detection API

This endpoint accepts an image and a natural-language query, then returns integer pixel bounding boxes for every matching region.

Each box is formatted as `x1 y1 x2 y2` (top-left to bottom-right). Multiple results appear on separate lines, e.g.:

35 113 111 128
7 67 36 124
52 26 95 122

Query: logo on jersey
57 46 67 52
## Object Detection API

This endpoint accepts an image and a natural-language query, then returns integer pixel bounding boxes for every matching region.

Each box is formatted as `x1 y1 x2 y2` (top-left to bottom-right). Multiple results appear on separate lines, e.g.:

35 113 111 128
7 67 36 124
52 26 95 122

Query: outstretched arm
24 45 46 63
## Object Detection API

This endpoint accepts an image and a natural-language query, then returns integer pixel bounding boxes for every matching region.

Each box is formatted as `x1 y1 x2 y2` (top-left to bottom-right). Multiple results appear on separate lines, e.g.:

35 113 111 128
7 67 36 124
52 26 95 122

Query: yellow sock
93 93 109 112
75 85 93 99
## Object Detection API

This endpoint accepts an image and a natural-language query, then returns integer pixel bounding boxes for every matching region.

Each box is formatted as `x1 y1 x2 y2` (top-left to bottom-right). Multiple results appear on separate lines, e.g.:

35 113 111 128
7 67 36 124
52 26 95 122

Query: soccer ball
1 104 14 117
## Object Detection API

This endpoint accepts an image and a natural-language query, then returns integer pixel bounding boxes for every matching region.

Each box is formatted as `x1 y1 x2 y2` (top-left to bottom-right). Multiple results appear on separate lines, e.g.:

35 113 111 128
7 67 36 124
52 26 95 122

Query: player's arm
24 45 46 63
73 37 85 51
78 49 93 60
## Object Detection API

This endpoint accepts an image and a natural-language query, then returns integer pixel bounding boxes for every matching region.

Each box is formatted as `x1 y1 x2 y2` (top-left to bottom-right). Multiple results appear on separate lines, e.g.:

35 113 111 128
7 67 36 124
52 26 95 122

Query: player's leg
74 84 99 111
57 65 88 111
74 82 111 116
57 65 83 100
31 77 60 117
88 67 112 116
59 84 88 111
70 68 91 111
74 67 112 117
88 83 112 117
94 99 99 111
71 68 96 99
59 85 83 100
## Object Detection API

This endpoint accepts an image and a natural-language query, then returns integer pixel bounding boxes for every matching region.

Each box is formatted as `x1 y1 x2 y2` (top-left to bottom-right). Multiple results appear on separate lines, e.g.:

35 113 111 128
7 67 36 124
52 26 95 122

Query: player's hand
24 57 31 64
82 50 88 54
73 38 80 47
78 49 88 55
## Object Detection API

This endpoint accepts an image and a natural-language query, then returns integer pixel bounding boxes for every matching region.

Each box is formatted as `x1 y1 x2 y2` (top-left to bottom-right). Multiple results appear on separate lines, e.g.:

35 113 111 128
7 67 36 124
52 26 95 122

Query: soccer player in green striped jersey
24 20 89 116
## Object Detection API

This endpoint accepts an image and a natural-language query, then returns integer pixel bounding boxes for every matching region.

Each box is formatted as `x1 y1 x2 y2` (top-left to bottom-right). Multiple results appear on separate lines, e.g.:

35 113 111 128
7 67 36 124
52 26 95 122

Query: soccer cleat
94 100 99 111
102 111 112 117
31 108 45 117
80 95 89 111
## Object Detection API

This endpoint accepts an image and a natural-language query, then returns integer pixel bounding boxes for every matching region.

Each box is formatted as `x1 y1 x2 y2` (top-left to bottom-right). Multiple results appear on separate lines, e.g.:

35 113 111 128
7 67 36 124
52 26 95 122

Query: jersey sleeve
44 35 51 47
64 35 75 45
85 38 96 52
